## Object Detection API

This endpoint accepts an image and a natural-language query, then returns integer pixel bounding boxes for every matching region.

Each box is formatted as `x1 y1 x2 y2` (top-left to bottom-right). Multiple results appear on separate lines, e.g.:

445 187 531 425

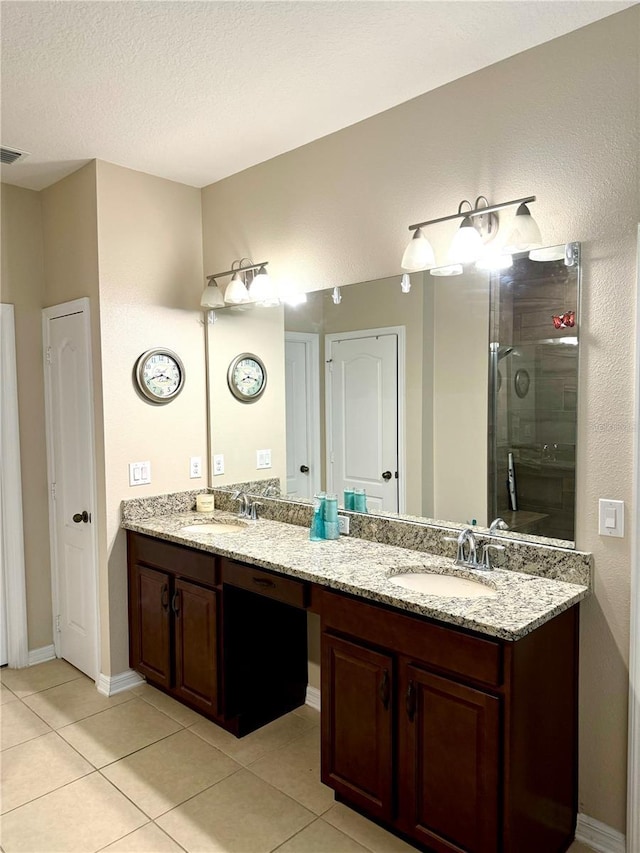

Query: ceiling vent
0 146 29 165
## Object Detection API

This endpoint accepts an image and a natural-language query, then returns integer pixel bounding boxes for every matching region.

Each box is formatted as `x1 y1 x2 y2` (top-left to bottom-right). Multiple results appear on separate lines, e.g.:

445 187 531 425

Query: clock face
135 349 185 403
228 354 267 402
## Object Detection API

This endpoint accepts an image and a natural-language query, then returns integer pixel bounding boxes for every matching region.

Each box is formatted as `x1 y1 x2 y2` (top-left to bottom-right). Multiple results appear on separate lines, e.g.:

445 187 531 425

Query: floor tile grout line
269 815 324 852
136 764 246 822
0 765 95 817
22 687 138 731
1 671 86 699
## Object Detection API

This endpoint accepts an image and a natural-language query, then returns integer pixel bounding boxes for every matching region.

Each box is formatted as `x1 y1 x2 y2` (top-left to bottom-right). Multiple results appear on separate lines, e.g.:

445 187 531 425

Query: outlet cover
190 456 202 479
256 449 272 470
213 454 225 476
338 514 350 535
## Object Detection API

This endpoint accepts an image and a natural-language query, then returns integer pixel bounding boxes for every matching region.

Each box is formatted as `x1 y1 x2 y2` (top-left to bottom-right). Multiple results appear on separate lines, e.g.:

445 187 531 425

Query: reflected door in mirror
326 331 399 513
285 333 320 499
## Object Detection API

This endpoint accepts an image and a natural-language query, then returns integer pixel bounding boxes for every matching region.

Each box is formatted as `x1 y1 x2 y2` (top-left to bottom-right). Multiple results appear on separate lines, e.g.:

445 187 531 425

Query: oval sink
180 523 246 535
388 572 496 598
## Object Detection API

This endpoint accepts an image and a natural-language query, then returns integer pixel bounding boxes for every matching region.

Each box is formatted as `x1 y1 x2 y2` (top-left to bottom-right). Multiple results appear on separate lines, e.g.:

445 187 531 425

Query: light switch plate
129 461 151 487
256 449 272 470
190 456 202 479
213 454 225 476
598 498 624 537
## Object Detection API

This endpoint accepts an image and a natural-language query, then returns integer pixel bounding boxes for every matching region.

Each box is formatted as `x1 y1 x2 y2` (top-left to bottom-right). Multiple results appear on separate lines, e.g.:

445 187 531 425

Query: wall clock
227 353 267 402
134 348 185 404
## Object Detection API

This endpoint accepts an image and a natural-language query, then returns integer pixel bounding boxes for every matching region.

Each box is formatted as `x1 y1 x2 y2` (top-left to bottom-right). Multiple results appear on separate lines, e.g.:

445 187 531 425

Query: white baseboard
306 685 320 711
96 669 144 697
28 645 56 666
576 813 626 853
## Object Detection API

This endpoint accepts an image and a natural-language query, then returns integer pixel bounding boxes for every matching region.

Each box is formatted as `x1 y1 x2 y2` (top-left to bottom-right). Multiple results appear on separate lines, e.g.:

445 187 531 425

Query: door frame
628 223 640 850
284 331 321 498
324 326 406 513
0 304 29 668
42 298 101 681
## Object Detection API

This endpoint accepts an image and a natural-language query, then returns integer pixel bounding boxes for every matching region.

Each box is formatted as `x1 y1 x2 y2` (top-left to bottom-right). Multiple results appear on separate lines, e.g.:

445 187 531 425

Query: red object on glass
552 310 576 329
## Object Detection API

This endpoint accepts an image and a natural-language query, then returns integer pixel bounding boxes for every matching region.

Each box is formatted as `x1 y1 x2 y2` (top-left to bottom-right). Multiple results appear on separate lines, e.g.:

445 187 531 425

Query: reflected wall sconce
401 195 542 278
201 258 276 309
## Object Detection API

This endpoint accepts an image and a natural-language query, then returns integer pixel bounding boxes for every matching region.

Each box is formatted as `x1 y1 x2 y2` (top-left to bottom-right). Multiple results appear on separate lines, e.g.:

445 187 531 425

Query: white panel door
45 304 97 679
285 333 320 499
327 332 399 513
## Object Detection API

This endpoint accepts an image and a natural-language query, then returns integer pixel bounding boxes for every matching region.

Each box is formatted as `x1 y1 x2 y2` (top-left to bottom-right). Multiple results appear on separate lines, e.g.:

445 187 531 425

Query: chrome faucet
263 484 279 498
488 517 509 535
444 526 505 571
232 490 249 518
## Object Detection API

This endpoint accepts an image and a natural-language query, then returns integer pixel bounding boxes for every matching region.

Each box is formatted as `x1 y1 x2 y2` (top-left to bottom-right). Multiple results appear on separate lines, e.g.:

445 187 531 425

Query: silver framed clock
134 348 185 404
227 352 267 402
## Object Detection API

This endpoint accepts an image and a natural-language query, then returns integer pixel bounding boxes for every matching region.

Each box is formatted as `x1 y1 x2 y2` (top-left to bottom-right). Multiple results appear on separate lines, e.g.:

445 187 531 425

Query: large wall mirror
207 243 580 546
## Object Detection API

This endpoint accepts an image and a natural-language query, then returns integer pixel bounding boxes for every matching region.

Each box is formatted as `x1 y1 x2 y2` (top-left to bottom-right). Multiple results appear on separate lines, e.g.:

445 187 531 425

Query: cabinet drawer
319 588 502 688
128 532 218 586
221 559 309 609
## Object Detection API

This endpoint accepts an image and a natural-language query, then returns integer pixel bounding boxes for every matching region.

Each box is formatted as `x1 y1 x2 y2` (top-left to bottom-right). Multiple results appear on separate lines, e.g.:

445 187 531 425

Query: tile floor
1 660 595 853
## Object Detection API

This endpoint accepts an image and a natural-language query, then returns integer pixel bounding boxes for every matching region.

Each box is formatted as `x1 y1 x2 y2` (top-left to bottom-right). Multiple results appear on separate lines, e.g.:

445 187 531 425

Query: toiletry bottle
354 488 367 513
323 493 340 540
343 488 355 511
309 493 326 541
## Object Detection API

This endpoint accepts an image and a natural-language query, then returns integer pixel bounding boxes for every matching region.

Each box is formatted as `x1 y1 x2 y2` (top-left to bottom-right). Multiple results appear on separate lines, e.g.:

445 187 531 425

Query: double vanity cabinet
126 525 582 853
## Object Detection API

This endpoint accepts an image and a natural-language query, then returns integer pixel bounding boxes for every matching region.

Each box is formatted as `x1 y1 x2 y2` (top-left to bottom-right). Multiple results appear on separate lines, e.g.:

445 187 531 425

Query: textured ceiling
1 1 633 190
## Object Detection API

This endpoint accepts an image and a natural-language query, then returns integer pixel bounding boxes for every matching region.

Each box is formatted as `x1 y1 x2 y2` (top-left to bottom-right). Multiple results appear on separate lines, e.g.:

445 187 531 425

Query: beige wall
0 184 51 650
206 306 286 489
201 9 640 830
95 160 205 674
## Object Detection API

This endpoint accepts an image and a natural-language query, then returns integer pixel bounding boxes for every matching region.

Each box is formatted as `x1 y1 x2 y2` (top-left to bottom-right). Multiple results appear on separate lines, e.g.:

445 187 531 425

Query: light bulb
503 203 542 252
400 273 411 293
401 228 435 271
448 216 484 264
200 279 225 309
224 272 250 304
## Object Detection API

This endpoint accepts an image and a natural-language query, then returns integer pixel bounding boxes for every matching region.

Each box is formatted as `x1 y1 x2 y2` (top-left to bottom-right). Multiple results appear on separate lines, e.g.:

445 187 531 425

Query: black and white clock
134 348 185 404
227 353 267 402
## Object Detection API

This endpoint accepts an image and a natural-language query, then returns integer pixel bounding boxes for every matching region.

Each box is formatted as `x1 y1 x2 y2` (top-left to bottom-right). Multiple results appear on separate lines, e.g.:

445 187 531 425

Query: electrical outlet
338 514 350 535
189 456 202 479
256 449 272 470
129 461 151 486
213 454 225 476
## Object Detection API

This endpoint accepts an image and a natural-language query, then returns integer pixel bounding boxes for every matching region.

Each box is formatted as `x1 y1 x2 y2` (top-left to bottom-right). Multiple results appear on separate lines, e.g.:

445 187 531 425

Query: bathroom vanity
124 510 589 853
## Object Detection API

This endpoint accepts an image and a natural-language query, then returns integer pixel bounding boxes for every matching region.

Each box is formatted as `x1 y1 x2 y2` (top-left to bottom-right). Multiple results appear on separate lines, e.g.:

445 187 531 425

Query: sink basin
180 523 246 535
388 571 496 598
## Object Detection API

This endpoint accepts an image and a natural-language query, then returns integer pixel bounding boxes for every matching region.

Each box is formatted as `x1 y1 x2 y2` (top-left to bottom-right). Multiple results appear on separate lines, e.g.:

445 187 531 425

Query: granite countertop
122 510 589 641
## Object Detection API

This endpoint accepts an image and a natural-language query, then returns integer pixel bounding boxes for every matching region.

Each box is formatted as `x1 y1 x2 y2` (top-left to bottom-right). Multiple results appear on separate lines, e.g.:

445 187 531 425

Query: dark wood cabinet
173 578 218 714
318 587 578 853
398 664 500 853
131 564 171 689
321 634 394 822
127 534 309 735
128 532 219 717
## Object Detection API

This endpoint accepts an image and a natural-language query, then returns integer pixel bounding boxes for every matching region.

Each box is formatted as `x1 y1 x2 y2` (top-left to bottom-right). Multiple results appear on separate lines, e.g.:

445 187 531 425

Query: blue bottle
309 493 326 541
323 494 340 540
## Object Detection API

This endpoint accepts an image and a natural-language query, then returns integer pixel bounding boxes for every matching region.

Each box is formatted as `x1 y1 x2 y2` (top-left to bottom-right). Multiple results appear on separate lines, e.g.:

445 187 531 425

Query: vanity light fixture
400 273 411 293
201 259 272 308
332 286 342 305
402 194 540 276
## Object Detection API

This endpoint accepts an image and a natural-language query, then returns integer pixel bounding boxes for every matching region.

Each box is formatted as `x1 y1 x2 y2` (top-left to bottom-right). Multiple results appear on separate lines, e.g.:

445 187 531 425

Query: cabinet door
321 633 394 822
173 579 218 715
131 564 171 689
399 664 500 853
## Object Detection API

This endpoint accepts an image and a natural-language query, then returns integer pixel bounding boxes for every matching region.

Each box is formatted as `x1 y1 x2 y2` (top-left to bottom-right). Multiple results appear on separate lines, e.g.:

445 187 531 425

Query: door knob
300 465 310 473
72 511 90 523
382 471 392 481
